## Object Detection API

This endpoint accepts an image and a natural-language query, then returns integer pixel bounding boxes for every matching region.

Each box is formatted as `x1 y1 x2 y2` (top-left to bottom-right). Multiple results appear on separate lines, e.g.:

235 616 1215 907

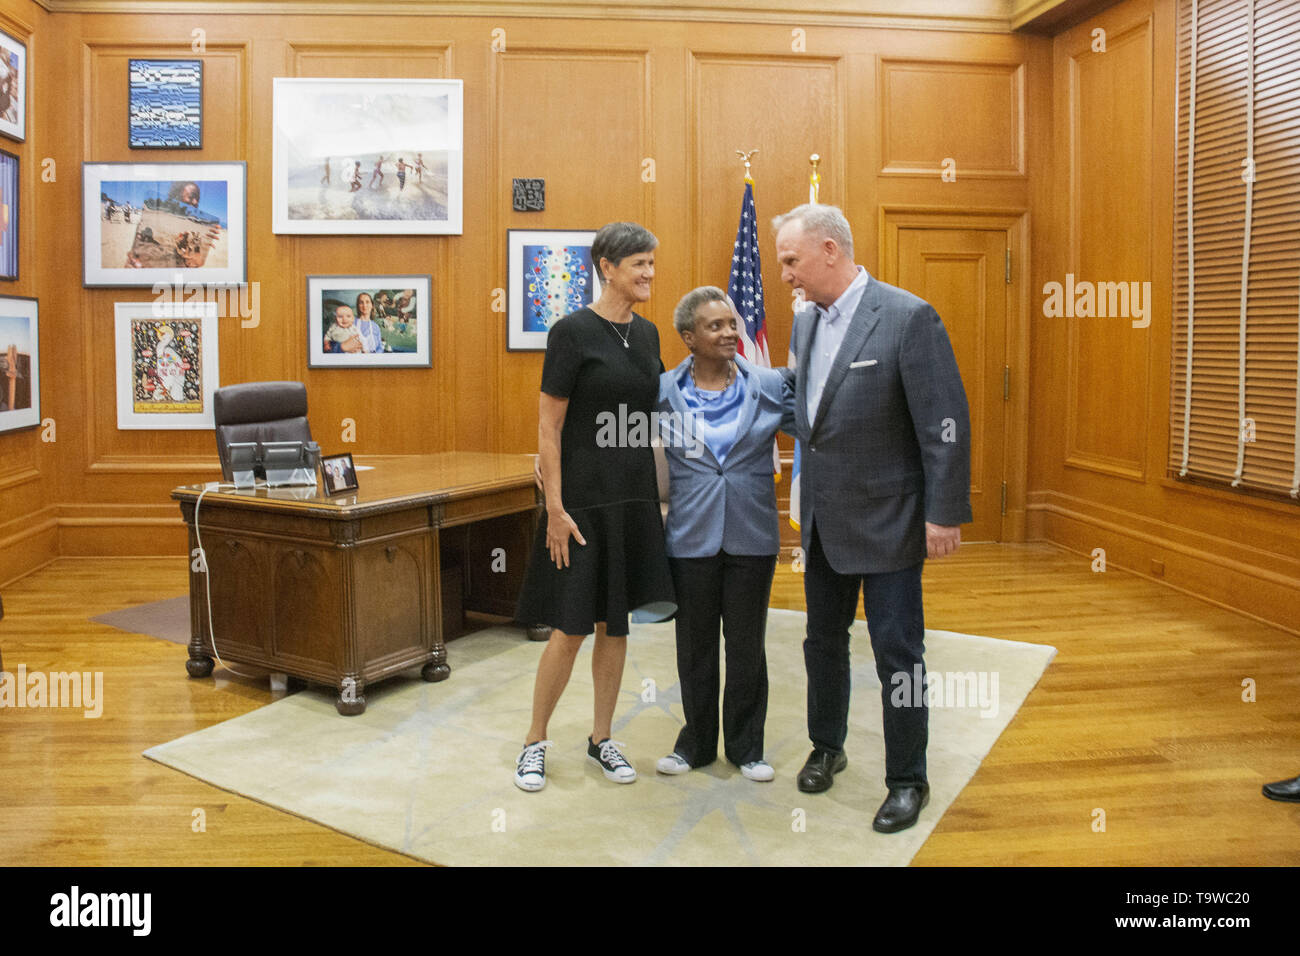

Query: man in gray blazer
774 203 972 834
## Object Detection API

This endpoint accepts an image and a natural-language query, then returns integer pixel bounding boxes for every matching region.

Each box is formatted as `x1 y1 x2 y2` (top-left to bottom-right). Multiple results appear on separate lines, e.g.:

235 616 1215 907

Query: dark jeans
669 550 777 767
804 522 927 788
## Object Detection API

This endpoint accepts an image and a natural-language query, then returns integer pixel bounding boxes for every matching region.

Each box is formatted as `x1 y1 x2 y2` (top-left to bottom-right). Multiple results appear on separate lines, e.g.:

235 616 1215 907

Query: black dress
515 308 676 637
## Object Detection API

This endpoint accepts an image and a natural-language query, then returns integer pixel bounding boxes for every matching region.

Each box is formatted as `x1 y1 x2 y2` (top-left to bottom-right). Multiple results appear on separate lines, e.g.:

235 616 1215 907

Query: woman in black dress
514 222 676 792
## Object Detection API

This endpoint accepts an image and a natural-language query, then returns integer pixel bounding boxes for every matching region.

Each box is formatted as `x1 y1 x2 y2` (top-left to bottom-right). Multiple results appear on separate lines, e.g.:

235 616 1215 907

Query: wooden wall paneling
878 58 1025 178
1062 15 1152 481
492 39 653 456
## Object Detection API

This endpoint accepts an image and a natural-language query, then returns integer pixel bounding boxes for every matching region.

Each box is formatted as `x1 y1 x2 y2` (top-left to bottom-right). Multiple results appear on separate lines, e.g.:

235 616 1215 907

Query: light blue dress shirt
677 361 748 464
805 266 870 424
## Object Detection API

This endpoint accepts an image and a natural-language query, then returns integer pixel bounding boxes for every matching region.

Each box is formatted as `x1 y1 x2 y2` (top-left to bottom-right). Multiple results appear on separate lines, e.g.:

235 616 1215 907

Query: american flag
727 179 780 478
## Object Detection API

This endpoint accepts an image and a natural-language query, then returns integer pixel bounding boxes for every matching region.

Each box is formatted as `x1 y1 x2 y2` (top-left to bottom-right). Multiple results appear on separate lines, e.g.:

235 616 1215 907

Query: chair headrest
214 382 308 426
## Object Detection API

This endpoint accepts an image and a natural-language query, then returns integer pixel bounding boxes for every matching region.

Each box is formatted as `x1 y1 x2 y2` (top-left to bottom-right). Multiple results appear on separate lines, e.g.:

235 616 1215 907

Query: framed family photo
0 29 25 143
320 452 359 496
0 148 17 280
507 229 600 351
128 59 203 149
114 301 219 429
0 294 38 434
272 77 463 235
307 275 432 368
83 162 247 287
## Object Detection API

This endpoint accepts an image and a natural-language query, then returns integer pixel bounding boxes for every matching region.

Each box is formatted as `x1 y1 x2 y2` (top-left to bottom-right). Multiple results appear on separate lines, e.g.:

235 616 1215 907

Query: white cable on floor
193 484 267 680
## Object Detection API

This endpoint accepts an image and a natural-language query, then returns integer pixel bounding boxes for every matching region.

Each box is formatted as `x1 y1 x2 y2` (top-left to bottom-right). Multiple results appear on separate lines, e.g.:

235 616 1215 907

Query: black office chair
213 381 314 482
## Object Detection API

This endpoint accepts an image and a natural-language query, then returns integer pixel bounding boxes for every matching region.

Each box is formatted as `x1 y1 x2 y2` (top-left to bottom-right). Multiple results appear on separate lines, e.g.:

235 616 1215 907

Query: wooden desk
172 453 539 715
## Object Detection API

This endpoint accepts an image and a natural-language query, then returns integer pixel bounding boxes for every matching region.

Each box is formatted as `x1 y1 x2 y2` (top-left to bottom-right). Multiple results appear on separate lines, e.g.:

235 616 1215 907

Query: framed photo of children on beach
0 294 38 435
0 29 26 143
271 77 463 235
507 229 601 351
82 162 247 287
306 275 431 368
113 301 219 430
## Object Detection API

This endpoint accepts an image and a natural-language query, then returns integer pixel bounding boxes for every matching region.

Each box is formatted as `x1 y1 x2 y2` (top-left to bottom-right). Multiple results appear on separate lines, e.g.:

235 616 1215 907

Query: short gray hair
673 285 728 334
591 222 658 281
771 203 854 258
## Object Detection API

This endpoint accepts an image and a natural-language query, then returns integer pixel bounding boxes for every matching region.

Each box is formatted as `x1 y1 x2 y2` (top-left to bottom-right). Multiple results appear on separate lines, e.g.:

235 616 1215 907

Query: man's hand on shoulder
926 522 960 559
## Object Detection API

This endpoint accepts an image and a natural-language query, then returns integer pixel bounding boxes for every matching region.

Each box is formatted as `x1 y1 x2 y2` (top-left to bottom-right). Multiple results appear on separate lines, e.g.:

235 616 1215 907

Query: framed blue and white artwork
128 59 202 149
0 148 17 279
507 229 600 351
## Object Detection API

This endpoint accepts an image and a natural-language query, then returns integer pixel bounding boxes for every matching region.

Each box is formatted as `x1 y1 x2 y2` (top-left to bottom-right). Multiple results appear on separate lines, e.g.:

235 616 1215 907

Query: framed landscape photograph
0 29 25 143
272 78 463 235
307 275 431 368
83 161 247 287
114 300 219 429
128 59 203 149
0 294 38 434
507 229 600 351
0 148 17 279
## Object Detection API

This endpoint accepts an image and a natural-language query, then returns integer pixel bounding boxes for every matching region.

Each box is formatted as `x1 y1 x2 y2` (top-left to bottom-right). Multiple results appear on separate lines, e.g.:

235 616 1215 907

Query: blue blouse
676 361 748 464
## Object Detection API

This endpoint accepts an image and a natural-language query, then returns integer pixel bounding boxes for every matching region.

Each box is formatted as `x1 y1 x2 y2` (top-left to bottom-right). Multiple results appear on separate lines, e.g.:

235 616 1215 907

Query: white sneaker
656 752 691 775
588 737 637 783
515 740 552 792
741 760 775 782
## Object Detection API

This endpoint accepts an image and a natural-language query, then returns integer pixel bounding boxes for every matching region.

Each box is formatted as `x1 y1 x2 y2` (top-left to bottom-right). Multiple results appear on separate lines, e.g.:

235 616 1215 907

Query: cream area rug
144 609 1056 866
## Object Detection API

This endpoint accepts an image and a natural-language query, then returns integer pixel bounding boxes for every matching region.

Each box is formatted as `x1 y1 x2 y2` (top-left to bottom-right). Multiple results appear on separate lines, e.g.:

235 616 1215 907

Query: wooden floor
1 545 1298 866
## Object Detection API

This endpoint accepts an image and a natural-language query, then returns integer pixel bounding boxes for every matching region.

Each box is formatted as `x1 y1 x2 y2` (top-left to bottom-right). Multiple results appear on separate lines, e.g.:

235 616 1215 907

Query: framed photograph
82 162 246 287
320 453 359 496
307 275 431 368
128 59 203 149
0 294 38 434
272 77 463 235
507 229 601 351
0 148 17 280
0 29 25 143
114 301 219 429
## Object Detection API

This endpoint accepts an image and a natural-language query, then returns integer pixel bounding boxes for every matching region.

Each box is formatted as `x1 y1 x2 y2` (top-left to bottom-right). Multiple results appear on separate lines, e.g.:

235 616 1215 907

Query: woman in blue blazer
655 286 796 781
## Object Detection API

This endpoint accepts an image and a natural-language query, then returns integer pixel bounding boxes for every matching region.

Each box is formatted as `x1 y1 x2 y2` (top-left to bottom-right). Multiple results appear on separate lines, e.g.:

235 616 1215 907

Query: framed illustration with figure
507 229 600 351
0 294 38 435
114 301 219 429
0 28 26 143
272 78 463 235
307 274 431 368
83 161 247 287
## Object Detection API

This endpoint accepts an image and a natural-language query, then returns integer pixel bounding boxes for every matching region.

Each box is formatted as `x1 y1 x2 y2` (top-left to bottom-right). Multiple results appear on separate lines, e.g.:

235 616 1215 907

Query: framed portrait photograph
82 161 247 287
128 59 203 149
114 300 219 429
0 294 38 434
307 275 432 368
507 229 601 351
0 148 17 280
320 452 359 496
272 77 463 235
0 29 25 143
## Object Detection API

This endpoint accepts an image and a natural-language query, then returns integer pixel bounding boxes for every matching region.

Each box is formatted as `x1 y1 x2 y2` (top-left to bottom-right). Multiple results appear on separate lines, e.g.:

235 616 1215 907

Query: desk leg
337 675 366 716
421 641 450 682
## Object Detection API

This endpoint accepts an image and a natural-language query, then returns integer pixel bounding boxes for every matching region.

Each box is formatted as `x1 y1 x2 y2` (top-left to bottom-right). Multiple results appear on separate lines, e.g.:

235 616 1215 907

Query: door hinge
1000 481 1007 516
1003 365 1010 401
1005 248 1011 284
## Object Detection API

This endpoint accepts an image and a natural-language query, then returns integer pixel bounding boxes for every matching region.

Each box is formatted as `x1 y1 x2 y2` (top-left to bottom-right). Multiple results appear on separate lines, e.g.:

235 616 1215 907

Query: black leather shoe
796 749 847 793
872 784 930 833
1262 775 1300 803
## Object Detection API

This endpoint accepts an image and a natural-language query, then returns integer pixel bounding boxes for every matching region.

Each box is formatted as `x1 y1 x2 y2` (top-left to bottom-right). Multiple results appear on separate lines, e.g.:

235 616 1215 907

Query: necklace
596 310 632 348
690 358 734 398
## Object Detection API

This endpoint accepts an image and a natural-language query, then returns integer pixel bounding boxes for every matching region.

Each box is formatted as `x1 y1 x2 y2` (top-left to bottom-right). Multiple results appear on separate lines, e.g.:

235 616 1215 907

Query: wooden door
892 227 1008 542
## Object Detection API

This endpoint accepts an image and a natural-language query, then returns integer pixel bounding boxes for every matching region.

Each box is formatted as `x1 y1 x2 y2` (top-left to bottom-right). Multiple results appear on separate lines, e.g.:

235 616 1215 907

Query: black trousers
668 550 777 767
803 522 928 789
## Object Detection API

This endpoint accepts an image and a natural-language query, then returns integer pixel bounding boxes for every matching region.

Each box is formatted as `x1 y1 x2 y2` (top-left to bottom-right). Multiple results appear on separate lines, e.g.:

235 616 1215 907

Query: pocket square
850 359 878 368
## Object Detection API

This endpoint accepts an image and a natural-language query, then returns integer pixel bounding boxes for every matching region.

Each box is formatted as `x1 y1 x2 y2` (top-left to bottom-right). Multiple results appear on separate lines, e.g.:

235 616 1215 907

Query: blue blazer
657 354 795 558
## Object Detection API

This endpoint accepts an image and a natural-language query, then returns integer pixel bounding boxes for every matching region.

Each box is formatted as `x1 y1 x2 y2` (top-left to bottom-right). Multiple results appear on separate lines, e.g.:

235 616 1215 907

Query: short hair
591 222 658 281
771 203 854 259
673 286 728 334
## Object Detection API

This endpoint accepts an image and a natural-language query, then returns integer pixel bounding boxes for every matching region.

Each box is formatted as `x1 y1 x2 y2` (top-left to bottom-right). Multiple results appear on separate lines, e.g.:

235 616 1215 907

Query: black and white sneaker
587 737 637 783
515 740 552 792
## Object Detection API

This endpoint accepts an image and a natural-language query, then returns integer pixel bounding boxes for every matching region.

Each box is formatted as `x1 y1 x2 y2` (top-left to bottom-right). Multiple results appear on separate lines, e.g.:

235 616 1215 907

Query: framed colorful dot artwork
507 229 600 351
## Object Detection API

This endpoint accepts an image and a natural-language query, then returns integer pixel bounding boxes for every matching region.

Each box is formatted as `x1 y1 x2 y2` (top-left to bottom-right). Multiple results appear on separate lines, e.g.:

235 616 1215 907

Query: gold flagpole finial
809 153 821 204
736 149 759 184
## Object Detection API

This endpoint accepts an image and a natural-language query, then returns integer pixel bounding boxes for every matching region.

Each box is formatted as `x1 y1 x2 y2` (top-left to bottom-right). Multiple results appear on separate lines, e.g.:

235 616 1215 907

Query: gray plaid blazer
789 274 972 574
